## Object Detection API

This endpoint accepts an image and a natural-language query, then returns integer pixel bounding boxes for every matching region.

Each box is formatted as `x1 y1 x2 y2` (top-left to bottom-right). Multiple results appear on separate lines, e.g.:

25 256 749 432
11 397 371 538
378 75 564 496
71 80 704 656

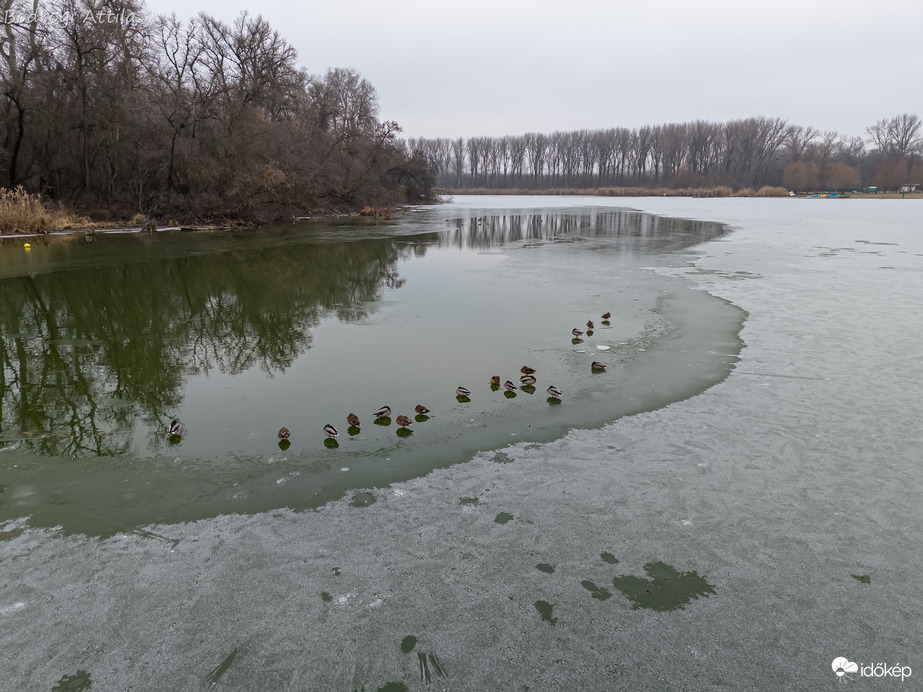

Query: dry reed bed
0 187 88 234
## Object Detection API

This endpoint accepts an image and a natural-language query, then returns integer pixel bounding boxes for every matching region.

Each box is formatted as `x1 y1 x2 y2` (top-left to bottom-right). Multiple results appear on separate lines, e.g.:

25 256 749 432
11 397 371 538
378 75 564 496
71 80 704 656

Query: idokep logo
832 658 859 680
832 657 912 682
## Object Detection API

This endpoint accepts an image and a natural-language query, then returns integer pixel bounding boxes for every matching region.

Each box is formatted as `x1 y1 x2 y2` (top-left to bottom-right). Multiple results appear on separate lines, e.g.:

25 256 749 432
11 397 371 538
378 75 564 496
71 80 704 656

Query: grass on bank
0 186 89 234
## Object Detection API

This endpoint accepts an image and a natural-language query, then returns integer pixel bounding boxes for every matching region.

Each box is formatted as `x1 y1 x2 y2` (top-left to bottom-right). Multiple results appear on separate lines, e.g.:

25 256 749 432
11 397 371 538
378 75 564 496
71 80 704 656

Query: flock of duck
169 312 614 447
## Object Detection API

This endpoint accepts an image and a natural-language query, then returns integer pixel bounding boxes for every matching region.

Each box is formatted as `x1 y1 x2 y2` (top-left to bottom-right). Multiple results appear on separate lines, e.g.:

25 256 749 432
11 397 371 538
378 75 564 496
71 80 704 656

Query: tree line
1 0 435 222
406 114 923 193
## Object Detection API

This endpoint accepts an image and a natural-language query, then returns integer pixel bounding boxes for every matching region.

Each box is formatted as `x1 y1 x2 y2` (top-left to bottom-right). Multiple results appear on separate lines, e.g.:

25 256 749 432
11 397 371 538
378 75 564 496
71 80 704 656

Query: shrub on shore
732 186 789 198
755 186 790 197
0 187 87 234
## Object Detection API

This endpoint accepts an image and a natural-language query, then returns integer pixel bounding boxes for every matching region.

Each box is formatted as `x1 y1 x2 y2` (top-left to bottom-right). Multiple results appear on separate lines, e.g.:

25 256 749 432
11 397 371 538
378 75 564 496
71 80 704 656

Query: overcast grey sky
143 0 922 140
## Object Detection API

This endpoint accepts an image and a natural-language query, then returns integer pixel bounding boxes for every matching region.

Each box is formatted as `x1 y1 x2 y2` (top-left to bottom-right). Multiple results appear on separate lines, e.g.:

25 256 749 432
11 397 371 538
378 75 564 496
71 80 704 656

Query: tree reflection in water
0 235 410 458
0 208 721 458
0 210 731 534
0 211 723 459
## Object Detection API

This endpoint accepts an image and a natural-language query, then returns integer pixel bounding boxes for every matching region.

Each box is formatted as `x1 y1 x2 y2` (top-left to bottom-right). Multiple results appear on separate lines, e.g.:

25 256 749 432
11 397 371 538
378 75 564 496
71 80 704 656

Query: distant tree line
0 0 435 222
407 114 923 193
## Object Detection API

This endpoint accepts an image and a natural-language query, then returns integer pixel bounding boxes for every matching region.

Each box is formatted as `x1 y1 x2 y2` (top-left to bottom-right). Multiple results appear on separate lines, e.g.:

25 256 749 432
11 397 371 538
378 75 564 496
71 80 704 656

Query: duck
591 361 607 370
546 385 563 399
504 380 517 392
520 365 536 375
347 413 361 428
602 312 611 319
278 426 290 440
396 415 413 428
572 328 584 338
519 374 537 386
414 404 430 415
490 375 501 386
373 405 392 418
168 419 181 436
586 320 594 330
456 386 471 398
323 424 339 438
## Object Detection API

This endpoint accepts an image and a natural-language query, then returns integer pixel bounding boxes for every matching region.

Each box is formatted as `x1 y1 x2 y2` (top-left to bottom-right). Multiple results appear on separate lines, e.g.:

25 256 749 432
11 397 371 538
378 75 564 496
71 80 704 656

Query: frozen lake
2 196 922 690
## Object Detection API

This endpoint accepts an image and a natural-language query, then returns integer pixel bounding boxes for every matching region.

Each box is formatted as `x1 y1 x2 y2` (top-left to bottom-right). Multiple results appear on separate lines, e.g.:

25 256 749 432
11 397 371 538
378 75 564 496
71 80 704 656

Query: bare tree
311 67 376 136
1 0 45 187
450 137 465 188
866 114 922 157
148 14 204 195
508 135 525 187
524 131 547 187
785 124 820 162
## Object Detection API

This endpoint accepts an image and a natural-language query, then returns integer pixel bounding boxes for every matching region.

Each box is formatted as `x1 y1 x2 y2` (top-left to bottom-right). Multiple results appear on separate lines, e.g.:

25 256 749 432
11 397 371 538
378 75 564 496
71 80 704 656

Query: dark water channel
0 205 742 535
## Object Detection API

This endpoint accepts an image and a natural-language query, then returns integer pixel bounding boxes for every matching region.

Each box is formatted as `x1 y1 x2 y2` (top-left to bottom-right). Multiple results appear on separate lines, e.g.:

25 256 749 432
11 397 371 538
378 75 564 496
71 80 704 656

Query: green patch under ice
581 580 613 601
52 670 91 692
611 561 715 611
534 600 557 626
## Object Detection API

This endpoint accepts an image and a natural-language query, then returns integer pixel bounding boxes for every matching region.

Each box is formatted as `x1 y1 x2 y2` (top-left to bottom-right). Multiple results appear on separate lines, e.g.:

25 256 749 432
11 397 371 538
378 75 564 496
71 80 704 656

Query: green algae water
0 202 740 535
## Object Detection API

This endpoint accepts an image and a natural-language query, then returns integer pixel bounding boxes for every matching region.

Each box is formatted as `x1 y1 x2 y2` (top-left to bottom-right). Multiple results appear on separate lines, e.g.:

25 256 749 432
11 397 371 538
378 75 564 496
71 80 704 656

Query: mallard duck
168 419 181 436
520 374 537 386
504 380 517 392
456 386 471 397
278 426 290 439
587 320 594 330
602 312 611 319
395 414 413 427
414 404 430 415
591 361 607 370
546 385 563 399
490 375 501 386
373 405 391 418
572 328 584 338
323 424 339 438
347 413 360 428
520 365 536 375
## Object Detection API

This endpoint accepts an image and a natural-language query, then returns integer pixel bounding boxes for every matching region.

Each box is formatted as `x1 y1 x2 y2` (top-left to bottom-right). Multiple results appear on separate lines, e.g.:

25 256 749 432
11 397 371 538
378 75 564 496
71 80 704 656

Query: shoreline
3 191 919 240
0 209 408 241
441 187 923 200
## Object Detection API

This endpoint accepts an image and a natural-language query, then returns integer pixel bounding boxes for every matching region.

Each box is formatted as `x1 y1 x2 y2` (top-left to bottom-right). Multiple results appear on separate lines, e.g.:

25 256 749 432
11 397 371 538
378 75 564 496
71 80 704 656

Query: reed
755 186 790 197
0 186 87 234
731 186 790 197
